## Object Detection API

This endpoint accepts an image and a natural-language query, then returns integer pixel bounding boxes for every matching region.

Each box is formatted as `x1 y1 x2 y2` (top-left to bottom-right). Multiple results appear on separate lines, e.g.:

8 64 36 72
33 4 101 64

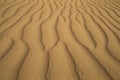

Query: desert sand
0 0 120 80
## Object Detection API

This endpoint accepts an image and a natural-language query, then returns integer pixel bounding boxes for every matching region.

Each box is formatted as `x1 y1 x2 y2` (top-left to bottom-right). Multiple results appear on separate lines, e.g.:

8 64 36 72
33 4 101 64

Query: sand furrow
76 4 119 79
1 0 24 17
0 0 37 36
0 39 14 59
76 5 97 49
85 2 120 61
86 1 120 32
0 0 23 16
0 0 30 25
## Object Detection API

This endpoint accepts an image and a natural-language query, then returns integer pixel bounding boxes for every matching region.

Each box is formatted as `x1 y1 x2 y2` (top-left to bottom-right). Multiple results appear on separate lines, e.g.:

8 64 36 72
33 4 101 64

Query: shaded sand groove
0 0 120 80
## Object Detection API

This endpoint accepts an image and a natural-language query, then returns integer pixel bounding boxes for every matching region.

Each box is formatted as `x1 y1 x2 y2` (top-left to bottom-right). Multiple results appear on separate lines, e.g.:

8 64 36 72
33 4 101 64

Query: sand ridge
0 0 120 80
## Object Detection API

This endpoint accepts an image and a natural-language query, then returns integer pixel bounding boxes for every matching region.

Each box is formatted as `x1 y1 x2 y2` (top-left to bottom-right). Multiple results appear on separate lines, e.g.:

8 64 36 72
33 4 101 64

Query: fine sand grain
0 0 120 80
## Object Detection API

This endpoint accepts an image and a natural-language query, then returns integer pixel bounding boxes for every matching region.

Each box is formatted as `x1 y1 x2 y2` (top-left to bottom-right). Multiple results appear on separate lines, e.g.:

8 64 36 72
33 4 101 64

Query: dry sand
0 0 120 80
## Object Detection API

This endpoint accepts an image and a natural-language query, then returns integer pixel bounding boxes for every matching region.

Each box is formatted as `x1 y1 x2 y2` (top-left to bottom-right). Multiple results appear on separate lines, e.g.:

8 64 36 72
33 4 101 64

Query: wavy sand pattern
0 0 120 80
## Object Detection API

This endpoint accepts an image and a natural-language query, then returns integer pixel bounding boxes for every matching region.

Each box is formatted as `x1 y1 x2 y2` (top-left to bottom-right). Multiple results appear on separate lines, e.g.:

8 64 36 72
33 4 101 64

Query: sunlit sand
0 0 120 80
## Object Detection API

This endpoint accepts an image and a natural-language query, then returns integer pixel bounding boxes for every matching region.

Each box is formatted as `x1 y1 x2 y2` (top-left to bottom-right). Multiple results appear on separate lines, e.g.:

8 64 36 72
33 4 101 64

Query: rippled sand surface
0 0 120 80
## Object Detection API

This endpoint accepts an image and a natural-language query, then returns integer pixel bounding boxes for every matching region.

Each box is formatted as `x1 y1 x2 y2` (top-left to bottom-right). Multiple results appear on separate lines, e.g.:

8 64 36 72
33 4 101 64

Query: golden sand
0 0 120 80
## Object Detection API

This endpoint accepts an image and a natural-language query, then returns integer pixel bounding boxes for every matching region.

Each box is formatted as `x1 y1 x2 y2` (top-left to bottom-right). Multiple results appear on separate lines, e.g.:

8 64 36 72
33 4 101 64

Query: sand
0 0 120 80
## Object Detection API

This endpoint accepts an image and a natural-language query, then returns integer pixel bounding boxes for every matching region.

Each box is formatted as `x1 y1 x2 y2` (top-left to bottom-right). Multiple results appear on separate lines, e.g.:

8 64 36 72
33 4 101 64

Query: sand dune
0 0 120 80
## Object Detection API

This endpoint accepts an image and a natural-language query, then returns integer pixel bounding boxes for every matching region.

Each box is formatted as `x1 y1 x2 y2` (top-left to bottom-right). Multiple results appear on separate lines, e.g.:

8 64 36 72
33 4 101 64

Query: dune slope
0 0 120 80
